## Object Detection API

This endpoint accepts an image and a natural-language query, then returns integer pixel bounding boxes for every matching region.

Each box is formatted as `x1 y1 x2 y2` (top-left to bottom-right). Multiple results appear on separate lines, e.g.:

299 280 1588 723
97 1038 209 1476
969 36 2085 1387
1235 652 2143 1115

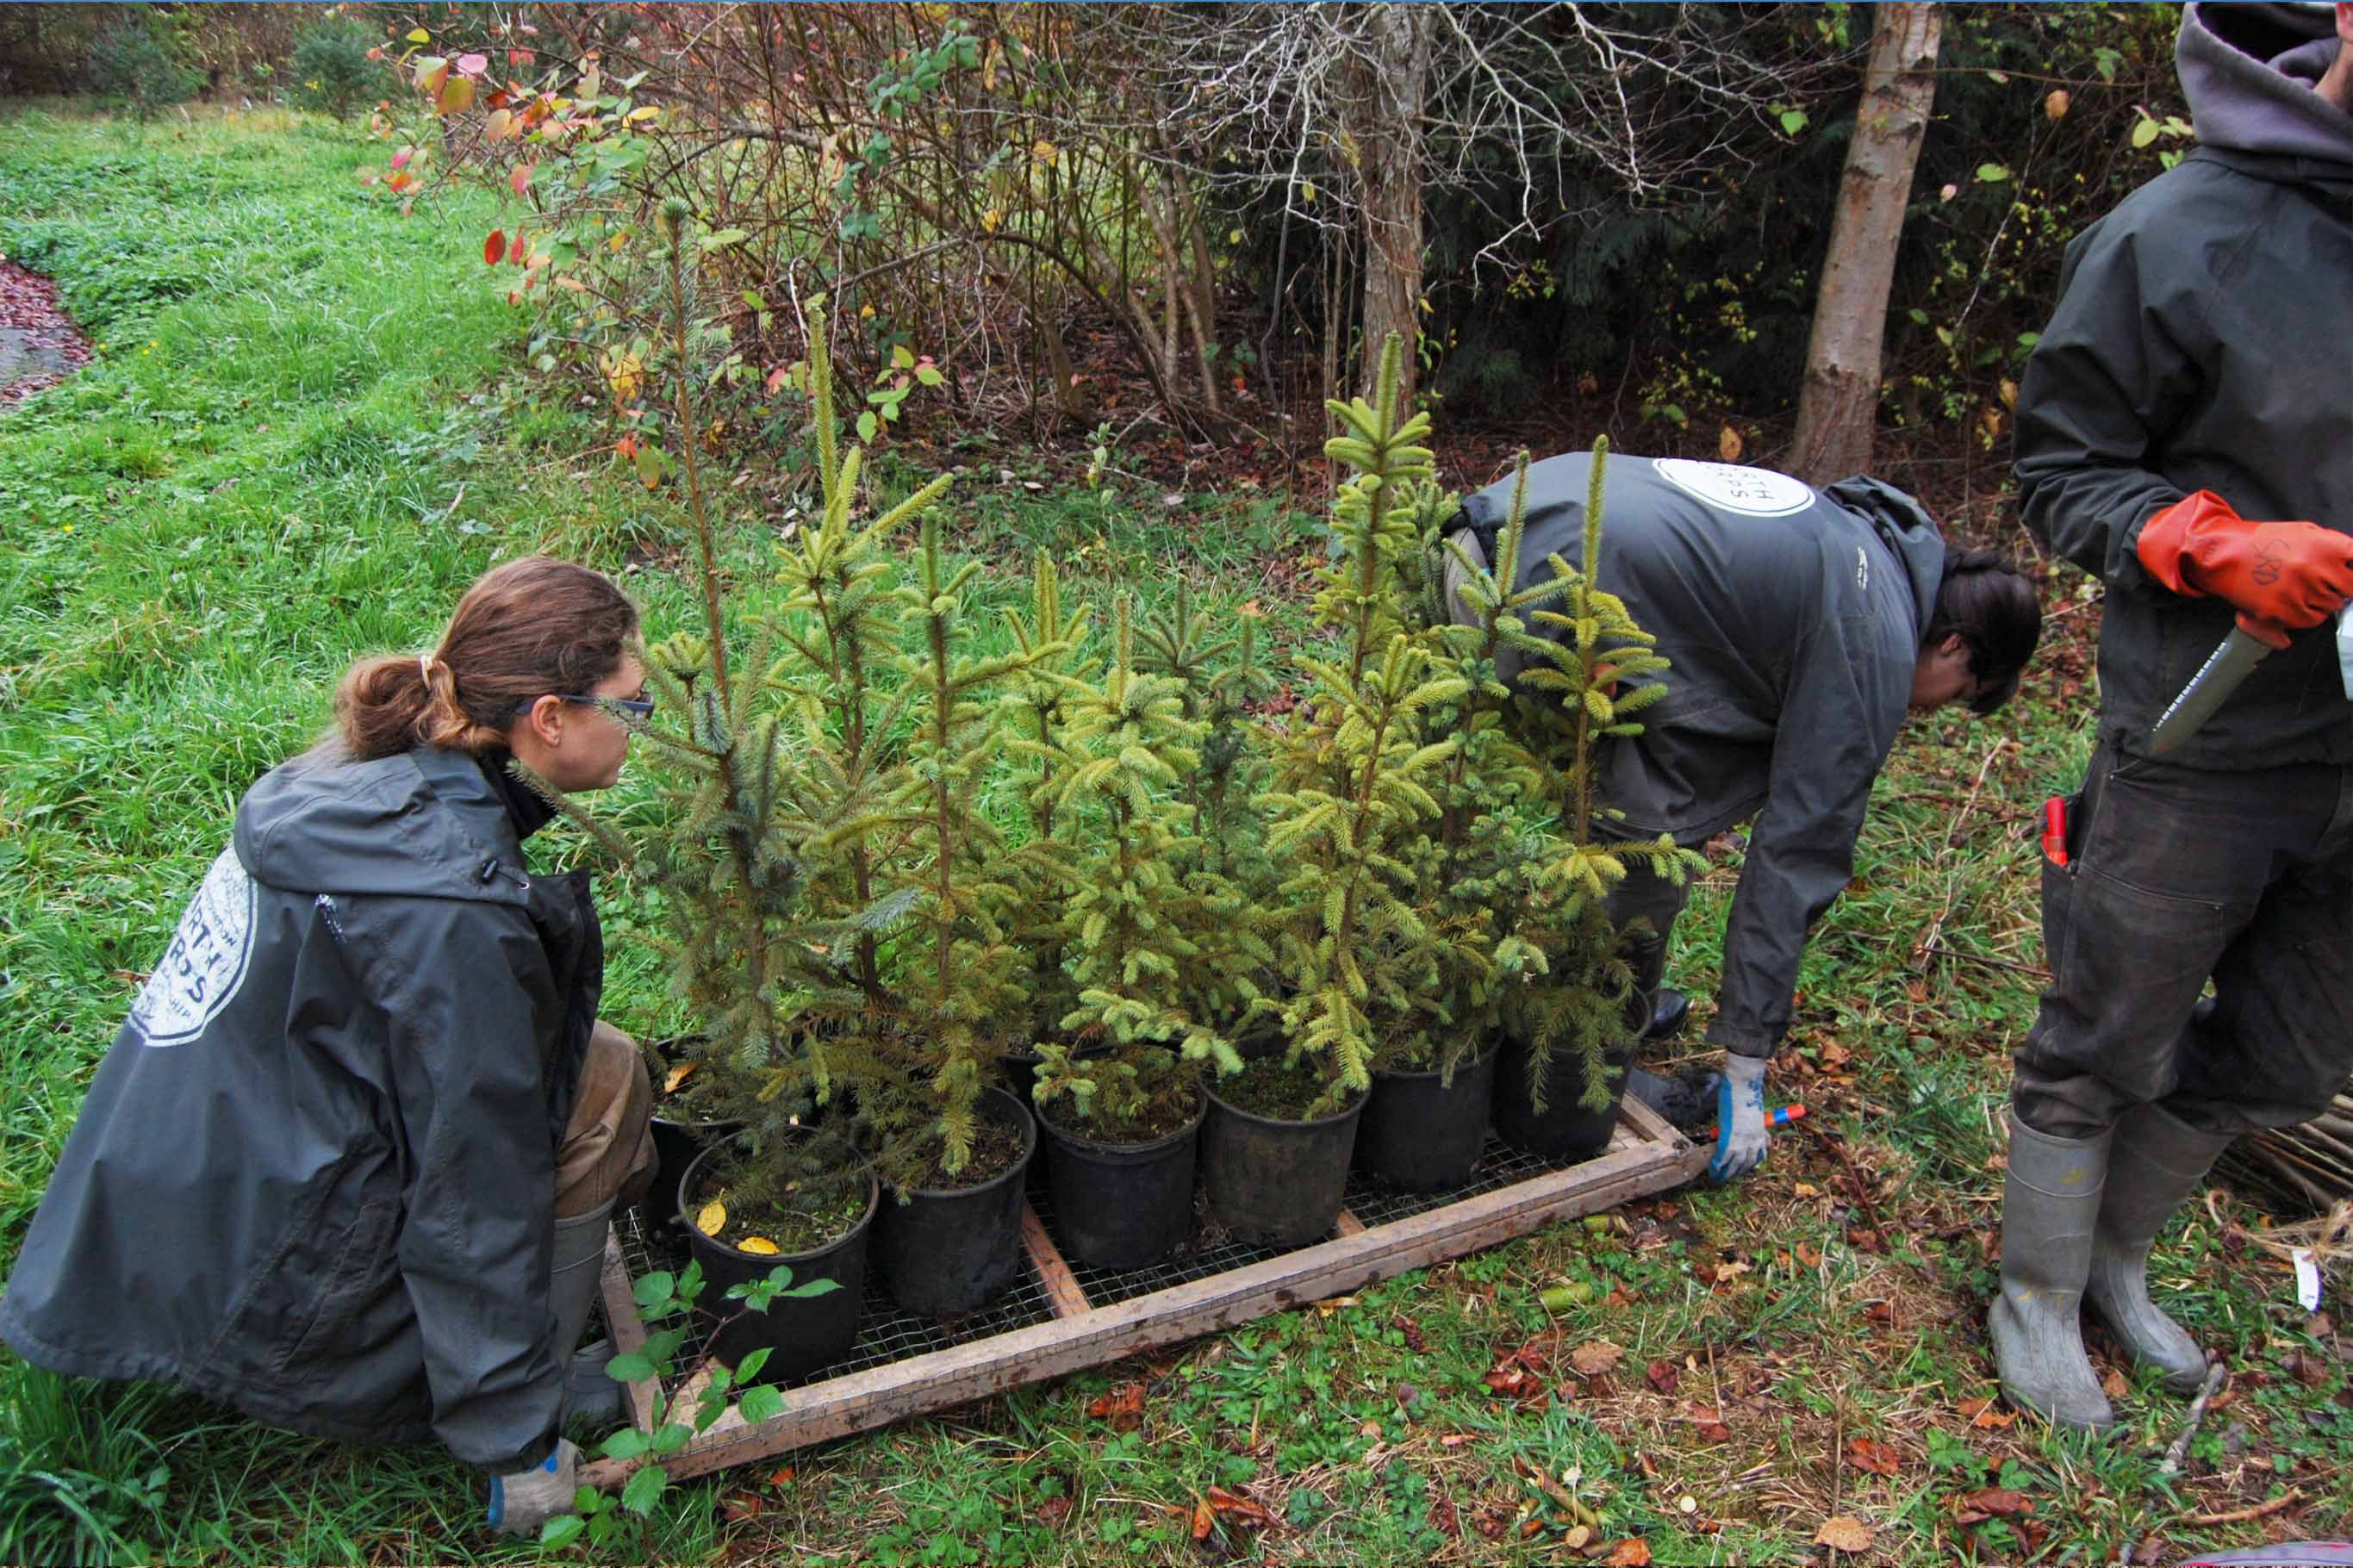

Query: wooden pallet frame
582 1098 1705 1488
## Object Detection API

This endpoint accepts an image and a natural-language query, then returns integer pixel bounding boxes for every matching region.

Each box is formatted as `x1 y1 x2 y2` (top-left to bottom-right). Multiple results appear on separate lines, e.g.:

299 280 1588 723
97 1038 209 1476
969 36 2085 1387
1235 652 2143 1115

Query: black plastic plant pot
1038 1092 1205 1271
1491 1034 1631 1162
1201 1080 1366 1248
642 1037 742 1230
872 1086 1039 1318
1357 1039 1501 1192
676 1139 878 1384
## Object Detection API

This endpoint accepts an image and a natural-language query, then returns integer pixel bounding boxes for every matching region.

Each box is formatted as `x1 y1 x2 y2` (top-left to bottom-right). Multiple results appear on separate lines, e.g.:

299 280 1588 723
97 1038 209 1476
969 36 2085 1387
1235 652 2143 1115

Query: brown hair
335 557 640 762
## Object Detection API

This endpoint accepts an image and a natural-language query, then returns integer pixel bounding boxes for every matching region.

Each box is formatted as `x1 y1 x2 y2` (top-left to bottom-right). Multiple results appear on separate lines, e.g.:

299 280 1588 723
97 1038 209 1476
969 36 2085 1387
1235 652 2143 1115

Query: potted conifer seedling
1027 594 1243 1269
533 226 929 1378
1202 340 1465 1245
1448 444 1700 1158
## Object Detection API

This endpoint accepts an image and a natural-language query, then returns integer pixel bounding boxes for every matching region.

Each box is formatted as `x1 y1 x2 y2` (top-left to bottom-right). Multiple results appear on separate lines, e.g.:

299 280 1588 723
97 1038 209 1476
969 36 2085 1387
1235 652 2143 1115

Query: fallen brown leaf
1848 1437 1900 1476
1570 1340 1624 1376
1604 1538 1653 1566
1953 1486 2032 1525
1814 1515 1874 1553
1190 1496 1215 1540
1036 1495 1072 1527
1646 1360 1680 1395
2101 1367 2129 1398
720 1494 764 1521
1205 1486 1273 1527
1958 1396 2016 1430
1690 1405 1732 1443
1087 1382 1145 1431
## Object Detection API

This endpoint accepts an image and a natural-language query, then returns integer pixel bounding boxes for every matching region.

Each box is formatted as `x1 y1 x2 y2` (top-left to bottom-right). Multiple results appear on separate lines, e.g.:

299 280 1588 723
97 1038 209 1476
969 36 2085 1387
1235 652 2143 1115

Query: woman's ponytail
333 558 639 762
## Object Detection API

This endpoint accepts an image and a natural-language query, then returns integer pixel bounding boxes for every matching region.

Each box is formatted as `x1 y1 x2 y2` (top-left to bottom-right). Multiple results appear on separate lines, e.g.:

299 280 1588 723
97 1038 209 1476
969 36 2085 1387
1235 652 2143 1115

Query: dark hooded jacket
1453 451 1945 1059
2014 2 2353 767
0 744 600 1472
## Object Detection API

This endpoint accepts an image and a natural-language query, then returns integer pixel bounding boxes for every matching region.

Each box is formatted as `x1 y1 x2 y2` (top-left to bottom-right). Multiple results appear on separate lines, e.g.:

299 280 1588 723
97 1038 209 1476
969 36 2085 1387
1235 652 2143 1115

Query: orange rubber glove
2136 492 2353 650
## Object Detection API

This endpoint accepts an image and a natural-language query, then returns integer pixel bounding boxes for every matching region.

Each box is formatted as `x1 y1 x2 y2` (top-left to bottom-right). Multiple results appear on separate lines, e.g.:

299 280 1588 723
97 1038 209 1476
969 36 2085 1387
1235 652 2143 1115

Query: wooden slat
597 1232 661 1434
1021 1203 1092 1320
1331 1209 1366 1237
1615 1092 1709 1182
582 1111 1687 1489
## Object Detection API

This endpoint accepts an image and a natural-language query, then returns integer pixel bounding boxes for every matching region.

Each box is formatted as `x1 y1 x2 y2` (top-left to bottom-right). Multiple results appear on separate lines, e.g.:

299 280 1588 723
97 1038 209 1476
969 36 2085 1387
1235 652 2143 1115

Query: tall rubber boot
2085 1103 2232 1394
551 1199 624 1428
1989 1114 2115 1429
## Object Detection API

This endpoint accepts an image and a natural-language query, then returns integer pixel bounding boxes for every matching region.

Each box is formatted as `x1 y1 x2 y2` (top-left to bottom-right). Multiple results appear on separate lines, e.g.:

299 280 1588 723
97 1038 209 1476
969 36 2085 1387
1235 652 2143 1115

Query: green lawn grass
2 105 2344 1567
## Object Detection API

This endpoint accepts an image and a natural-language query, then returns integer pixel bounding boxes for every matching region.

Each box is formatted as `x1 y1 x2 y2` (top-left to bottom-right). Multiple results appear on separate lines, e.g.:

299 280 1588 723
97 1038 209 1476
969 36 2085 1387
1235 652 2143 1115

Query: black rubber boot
2085 1103 2232 1394
1626 1064 1721 1131
1989 1113 2115 1430
1643 988 1690 1042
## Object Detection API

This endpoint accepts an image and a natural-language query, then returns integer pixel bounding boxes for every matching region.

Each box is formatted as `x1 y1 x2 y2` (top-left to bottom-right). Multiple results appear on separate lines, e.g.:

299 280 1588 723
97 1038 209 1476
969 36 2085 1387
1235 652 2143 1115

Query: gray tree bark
1788 2 1942 486
1349 2 1433 404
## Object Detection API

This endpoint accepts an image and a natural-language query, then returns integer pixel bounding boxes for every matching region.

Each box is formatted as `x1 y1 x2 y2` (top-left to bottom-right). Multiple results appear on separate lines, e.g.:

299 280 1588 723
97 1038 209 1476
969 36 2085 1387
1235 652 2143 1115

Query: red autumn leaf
508 48 533 67
390 146 414 171
456 51 489 76
1952 1487 2032 1525
1086 1382 1145 1432
1645 1360 1680 1395
483 229 507 265
387 170 415 195
1848 1437 1901 1475
766 1465 794 1486
511 162 534 195
1689 1405 1732 1442
1432 1494 1460 1539
510 229 529 267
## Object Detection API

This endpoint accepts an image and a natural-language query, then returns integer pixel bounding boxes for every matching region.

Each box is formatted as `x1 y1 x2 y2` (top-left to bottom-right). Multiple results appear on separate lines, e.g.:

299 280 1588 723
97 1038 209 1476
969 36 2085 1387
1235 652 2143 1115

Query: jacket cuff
1703 1019 1778 1061
481 1428 560 1476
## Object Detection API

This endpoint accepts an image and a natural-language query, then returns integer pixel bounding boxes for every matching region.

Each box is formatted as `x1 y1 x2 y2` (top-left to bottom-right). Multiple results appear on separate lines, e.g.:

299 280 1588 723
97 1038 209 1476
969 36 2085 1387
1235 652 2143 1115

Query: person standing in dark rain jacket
1997 1 2353 1431
1447 452 2043 1181
1 557 657 1537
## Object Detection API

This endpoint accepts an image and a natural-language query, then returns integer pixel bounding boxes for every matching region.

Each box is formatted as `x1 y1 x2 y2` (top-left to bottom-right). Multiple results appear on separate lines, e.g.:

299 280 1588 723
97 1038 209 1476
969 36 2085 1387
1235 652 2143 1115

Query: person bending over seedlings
1445 451 2042 1181
1 557 657 1538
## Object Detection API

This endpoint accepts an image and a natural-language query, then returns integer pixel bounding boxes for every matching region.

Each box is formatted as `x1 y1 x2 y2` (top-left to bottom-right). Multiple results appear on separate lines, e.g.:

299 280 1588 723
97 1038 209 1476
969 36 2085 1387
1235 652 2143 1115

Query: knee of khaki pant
556 1021 657 1218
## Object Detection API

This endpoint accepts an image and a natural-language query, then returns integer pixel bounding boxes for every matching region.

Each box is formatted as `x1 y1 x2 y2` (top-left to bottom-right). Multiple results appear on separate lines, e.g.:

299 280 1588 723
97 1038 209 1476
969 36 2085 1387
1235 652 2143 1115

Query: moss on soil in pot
687 1168 871 1254
1214 1052 1366 1122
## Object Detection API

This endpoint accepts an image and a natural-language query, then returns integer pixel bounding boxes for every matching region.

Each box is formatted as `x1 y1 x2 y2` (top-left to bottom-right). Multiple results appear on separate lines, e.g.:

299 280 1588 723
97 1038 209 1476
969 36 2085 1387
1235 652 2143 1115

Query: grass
2 104 2347 1566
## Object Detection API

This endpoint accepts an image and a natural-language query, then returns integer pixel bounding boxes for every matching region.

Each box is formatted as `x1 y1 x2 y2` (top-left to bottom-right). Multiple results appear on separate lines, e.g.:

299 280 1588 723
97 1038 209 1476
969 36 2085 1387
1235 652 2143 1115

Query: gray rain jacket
1452 451 1945 1059
2014 2 2352 768
0 744 599 1472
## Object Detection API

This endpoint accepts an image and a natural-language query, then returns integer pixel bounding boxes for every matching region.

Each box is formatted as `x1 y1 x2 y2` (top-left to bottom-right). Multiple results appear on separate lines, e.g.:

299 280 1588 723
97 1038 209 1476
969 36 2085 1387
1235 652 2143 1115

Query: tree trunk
1350 2 1432 404
1788 3 1942 486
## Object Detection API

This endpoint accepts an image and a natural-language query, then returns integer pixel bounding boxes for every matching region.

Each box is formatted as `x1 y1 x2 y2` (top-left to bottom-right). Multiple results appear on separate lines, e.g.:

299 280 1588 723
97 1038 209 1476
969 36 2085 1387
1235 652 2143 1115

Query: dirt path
0 258 91 406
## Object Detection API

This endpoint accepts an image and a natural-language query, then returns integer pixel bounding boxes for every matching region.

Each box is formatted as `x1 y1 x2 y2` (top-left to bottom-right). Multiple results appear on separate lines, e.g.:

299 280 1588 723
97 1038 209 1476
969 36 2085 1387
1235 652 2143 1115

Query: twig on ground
2189 1488 2302 1526
1807 1123 1895 1256
1515 1458 1601 1530
1918 940 2050 982
2157 1362 2227 1481
1912 738 2012 971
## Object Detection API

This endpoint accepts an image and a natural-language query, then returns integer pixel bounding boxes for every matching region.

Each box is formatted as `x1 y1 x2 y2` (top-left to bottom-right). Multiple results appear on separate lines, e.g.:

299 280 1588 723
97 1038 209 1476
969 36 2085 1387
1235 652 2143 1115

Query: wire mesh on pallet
613 1119 1644 1414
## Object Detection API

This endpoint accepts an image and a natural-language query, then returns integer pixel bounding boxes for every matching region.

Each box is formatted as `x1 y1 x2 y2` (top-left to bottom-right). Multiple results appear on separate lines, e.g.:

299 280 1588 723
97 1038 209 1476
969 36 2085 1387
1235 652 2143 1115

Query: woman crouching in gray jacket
1 557 657 1537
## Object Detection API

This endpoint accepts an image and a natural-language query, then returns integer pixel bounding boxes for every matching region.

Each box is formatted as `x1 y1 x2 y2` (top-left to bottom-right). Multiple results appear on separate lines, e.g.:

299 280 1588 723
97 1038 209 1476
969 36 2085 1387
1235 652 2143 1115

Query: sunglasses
553 691 657 720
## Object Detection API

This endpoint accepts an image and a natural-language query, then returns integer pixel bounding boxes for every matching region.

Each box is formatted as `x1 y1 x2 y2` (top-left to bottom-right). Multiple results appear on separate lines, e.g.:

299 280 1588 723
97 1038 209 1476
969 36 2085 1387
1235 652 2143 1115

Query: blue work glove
1709 1053 1771 1182
489 1437 578 1538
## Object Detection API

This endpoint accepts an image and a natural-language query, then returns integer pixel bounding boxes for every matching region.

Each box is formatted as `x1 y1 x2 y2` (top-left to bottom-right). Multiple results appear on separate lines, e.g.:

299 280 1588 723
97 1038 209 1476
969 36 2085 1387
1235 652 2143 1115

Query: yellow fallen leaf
695 1200 727 1236
738 1236 780 1255
1815 1515 1874 1554
664 1061 696 1094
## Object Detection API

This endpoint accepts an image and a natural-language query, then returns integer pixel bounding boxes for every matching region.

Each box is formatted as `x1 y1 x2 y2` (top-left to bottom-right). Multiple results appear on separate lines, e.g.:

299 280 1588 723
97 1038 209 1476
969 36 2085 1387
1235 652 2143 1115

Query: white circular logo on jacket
127 845 258 1047
1652 458 1815 517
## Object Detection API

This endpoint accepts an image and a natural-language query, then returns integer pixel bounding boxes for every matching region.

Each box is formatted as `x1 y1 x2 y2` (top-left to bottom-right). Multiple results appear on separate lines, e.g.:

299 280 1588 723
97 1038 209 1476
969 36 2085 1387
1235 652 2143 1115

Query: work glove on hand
2135 491 2353 647
1709 1053 1771 1183
488 1438 578 1539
